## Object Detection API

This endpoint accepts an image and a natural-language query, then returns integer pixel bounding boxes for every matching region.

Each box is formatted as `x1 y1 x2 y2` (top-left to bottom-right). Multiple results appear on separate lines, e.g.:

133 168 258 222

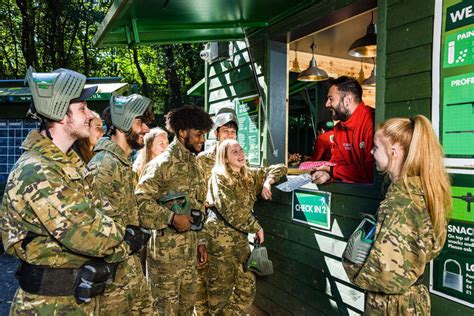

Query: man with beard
135 105 213 315
1 67 130 315
311 76 375 184
87 94 155 314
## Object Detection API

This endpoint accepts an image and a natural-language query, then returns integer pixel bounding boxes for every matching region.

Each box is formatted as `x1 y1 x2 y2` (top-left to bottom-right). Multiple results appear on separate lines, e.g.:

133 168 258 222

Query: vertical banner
431 1 474 308
236 95 260 165
432 0 474 168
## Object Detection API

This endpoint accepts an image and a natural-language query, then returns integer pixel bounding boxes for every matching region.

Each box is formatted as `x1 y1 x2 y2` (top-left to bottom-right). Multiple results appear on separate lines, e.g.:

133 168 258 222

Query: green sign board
292 189 331 230
236 95 260 165
430 220 474 308
435 0 474 166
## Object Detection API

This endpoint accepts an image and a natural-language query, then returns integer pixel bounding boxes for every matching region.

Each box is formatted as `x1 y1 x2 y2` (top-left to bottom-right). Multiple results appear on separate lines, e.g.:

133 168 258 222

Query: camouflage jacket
343 177 445 313
88 138 139 227
196 144 217 183
206 164 287 234
135 137 207 232
0 130 129 268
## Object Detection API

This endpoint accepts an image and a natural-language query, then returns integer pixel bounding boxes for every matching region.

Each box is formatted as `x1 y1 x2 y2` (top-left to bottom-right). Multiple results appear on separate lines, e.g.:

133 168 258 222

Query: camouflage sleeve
210 173 261 233
11 162 128 262
249 163 287 194
87 155 125 223
343 197 429 294
135 161 172 230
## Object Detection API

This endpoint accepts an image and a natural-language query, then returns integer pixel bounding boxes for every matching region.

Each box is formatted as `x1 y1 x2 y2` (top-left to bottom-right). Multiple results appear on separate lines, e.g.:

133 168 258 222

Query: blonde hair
73 111 102 163
212 139 249 185
133 127 168 176
377 115 451 242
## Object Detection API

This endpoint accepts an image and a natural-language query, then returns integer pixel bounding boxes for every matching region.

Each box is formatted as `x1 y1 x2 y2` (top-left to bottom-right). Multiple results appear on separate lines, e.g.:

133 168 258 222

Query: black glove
190 210 203 231
124 225 151 255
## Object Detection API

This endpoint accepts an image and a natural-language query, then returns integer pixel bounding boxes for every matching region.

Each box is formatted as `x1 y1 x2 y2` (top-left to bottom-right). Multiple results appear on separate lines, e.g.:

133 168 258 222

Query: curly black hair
165 105 213 135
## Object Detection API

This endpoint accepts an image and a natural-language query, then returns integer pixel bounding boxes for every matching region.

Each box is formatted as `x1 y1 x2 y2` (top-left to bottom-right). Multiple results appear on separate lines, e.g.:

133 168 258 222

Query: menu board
431 1 474 308
236 95 260 165
433 0 474 168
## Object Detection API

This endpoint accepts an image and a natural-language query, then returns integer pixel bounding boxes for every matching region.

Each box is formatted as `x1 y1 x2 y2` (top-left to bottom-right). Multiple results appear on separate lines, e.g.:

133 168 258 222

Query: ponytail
378 115 451 243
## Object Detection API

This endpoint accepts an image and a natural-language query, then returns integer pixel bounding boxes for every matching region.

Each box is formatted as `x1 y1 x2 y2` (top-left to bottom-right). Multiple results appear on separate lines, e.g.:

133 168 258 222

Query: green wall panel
386 17 434 54
385 72 432 102
385 44 432 78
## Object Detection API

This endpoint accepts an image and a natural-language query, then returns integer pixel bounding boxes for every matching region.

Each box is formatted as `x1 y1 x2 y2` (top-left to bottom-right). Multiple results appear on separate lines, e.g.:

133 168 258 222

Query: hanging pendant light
289 44 302 73
357 60 365 84
362 58 376 88
348 11 377 58
297 42 328 82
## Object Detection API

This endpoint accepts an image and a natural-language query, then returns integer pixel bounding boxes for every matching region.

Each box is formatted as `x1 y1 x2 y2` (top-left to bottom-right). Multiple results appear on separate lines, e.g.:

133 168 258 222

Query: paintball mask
159 191 203 231
25 66 96 121
110 93 151 132
343 216 376 265
246 242 274 276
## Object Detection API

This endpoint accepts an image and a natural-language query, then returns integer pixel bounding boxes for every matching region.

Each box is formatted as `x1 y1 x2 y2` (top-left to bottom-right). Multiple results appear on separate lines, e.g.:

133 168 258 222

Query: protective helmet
110 93 151 132
25 66 97 121
158 191 190 215
213 104 238 130
246 244 274 276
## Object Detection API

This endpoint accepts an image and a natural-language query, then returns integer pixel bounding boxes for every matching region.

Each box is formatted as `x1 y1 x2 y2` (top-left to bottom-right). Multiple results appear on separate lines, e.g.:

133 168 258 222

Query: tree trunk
16 0 38 68
132 47 150 97
164 44 183 111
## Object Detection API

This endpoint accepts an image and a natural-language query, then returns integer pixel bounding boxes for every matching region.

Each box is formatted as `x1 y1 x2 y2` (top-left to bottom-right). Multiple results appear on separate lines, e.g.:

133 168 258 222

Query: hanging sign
292 189 331 230
235 95 260 165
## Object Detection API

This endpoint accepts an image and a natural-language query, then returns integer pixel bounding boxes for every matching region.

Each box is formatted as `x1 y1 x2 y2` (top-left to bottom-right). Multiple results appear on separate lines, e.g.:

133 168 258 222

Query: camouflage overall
136 138 207 315
88 138 155 315
343 177 446 315
205 164 286 314
1 131 129 315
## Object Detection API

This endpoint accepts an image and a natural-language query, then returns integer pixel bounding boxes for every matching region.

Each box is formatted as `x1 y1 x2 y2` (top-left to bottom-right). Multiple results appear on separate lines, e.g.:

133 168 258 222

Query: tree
0 0 205 114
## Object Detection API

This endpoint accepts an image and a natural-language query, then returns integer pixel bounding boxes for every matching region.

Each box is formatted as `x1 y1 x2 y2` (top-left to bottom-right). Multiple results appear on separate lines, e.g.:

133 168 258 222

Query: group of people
0 67 451 316
0 67 286 315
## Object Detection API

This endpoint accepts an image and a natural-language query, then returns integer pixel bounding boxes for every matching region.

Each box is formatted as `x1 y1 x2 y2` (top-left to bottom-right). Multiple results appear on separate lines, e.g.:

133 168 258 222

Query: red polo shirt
330 101 375 183
312 130 334 161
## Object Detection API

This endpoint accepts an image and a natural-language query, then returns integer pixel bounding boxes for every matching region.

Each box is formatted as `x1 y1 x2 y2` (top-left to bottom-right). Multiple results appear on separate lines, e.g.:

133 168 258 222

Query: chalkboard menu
236 95 260 165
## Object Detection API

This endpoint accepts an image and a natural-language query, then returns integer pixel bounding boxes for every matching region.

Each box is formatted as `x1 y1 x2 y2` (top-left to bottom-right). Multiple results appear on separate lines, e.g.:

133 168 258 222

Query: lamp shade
348 20 377 57
362 65 376 88
290 57 302 73
297 57 328 81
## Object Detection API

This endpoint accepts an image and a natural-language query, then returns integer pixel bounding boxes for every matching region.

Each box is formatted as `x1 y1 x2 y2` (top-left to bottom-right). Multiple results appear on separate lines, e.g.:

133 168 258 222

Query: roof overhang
93 0 317 47
0 82 128 103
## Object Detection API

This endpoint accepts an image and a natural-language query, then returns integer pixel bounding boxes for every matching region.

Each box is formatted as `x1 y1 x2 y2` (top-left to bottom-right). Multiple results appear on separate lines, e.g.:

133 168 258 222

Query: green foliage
0 0 204 114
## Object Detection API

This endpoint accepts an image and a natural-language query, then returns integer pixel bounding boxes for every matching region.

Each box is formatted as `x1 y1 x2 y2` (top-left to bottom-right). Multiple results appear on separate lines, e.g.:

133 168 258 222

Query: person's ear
214 130 219 139
344 94 352 107
391 143 403 159
178 129 187 139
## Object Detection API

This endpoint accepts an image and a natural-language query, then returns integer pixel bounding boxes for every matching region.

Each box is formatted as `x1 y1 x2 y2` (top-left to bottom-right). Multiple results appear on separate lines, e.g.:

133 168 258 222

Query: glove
343 217 376 265
190 210 203 231
124 225 151 255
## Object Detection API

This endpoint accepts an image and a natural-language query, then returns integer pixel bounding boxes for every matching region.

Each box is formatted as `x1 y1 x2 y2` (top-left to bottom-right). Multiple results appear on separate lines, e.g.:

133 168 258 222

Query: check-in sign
292 189 331 230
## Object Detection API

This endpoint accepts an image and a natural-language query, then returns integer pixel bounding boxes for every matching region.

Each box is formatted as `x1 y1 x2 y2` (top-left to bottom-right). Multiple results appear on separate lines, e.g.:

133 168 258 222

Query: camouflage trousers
365 284 430 315
98 254 155 315
207 225 256 315
10 288 98 315
147 230 198 316
193 264 209 316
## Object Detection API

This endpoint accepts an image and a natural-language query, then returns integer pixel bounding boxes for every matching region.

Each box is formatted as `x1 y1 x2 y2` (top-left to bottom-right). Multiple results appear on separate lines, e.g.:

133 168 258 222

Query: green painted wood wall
204 0 473 314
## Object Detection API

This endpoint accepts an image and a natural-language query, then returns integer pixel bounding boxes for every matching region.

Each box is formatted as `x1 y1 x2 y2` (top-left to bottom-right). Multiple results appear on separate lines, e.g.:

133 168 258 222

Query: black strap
18 261 80 296
413 274 425 286
207 206 248 235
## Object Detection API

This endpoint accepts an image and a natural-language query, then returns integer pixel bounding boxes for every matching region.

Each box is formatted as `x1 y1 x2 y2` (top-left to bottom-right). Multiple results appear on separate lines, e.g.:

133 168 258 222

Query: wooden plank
254 293 291 316
386 17 433 54
257 280 324 315
384 98 432 119
208 74 255 91
385 45 432 79
385 72 432 103
387 1 434 30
